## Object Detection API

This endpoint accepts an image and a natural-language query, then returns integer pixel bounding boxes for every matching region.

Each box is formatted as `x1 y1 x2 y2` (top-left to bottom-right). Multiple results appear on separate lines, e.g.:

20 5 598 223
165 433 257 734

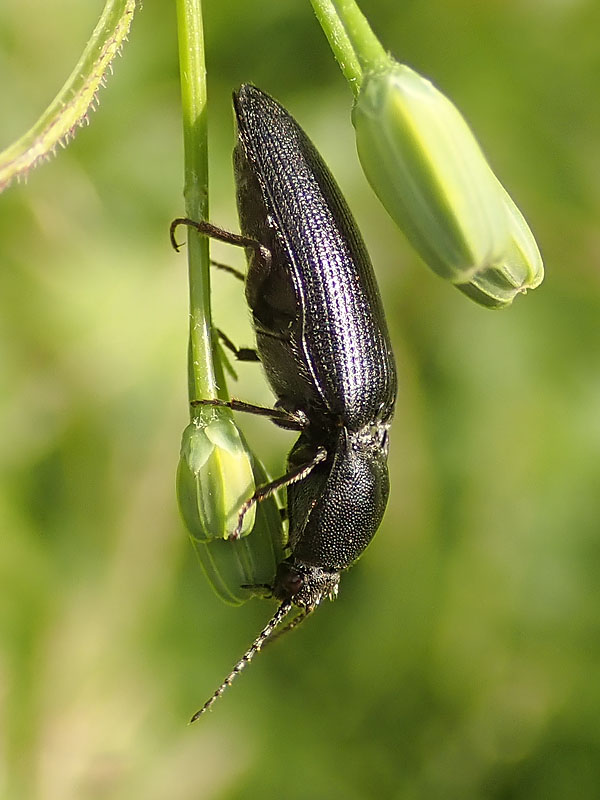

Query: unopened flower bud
177 414 256 542
192 455 285 605
352 63 544 306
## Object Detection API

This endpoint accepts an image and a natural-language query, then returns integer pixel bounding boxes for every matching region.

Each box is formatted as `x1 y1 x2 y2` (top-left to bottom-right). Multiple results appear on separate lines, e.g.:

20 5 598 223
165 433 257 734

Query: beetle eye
284 572 304 596
274 562 306 602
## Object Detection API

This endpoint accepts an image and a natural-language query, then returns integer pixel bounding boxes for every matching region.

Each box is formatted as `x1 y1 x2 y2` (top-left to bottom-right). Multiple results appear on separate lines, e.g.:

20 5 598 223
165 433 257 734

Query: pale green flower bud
457 182 544 307
352 63 544 306
178 414 285 605
177 414 256 542
192 456 285 605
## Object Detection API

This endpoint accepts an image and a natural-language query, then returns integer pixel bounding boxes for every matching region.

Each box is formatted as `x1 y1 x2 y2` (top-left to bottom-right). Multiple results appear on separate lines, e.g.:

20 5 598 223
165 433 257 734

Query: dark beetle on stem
171 84 397 718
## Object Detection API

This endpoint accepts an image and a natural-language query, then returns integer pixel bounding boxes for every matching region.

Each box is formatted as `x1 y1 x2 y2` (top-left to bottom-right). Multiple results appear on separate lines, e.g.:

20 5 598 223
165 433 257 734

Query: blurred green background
1 1 599 798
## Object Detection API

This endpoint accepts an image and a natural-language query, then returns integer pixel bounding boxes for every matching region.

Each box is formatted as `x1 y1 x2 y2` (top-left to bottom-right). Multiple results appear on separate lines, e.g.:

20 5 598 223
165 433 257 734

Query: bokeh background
1 1 599 798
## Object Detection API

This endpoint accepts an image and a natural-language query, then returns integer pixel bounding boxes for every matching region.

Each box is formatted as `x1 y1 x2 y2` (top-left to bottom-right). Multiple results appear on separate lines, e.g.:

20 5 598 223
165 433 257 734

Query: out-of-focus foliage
1 1 599 798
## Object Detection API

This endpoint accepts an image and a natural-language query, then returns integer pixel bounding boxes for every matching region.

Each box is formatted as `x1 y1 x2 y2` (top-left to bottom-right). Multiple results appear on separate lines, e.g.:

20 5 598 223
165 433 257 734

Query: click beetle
171 84 397 718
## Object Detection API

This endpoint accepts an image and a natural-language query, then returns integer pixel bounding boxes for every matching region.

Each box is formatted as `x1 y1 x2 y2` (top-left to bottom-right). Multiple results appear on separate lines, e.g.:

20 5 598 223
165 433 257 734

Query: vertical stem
175 0 225 413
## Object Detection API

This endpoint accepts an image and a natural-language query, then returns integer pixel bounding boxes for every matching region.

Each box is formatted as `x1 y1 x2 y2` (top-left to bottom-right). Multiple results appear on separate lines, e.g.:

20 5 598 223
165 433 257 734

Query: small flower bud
352 63 544 306
177 414 256 542
178 414 285 605
192 456 285 605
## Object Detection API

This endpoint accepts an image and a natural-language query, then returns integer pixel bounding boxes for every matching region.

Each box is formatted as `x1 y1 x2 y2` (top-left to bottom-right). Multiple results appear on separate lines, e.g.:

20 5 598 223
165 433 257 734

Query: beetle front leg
228 446 328 540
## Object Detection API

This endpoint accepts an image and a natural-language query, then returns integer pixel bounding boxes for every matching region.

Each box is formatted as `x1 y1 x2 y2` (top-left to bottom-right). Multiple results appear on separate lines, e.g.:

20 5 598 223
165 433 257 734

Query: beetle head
273 558 340 610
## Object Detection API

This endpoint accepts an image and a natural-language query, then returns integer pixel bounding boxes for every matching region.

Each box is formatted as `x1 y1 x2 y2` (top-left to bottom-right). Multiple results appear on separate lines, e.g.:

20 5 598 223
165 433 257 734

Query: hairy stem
0 0 137 193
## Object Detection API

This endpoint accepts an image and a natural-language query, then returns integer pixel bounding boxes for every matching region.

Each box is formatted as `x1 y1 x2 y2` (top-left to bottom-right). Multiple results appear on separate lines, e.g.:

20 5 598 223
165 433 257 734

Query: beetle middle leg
228 446 327 540
211 259 246 282
217 329 260 363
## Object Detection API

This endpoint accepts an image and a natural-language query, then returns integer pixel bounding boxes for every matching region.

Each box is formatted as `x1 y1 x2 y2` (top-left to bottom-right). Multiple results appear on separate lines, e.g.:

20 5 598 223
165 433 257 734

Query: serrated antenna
262 607 314 648
191 600 294 722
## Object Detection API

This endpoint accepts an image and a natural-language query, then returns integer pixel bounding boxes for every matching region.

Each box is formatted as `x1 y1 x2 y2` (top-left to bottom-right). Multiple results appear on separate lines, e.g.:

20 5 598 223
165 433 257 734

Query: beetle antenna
190 601 292 722
262 607 314 649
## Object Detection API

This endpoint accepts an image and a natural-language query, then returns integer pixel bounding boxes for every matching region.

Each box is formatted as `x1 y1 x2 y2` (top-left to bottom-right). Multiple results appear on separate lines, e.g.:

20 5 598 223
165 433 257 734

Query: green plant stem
309 0 390 96
175 0 225 413
0 0 136 193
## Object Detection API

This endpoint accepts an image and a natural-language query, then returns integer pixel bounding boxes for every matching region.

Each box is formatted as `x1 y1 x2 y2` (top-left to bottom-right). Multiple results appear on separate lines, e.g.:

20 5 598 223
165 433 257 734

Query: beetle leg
210 259 246 282
228 446 328 540
170 217 271 272
190 397 307 429
216 329 260 362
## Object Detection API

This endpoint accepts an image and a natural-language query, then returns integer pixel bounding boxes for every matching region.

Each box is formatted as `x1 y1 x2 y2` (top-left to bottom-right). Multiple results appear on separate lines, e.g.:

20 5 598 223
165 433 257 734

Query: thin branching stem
308 0 390 96
0 0 136 193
